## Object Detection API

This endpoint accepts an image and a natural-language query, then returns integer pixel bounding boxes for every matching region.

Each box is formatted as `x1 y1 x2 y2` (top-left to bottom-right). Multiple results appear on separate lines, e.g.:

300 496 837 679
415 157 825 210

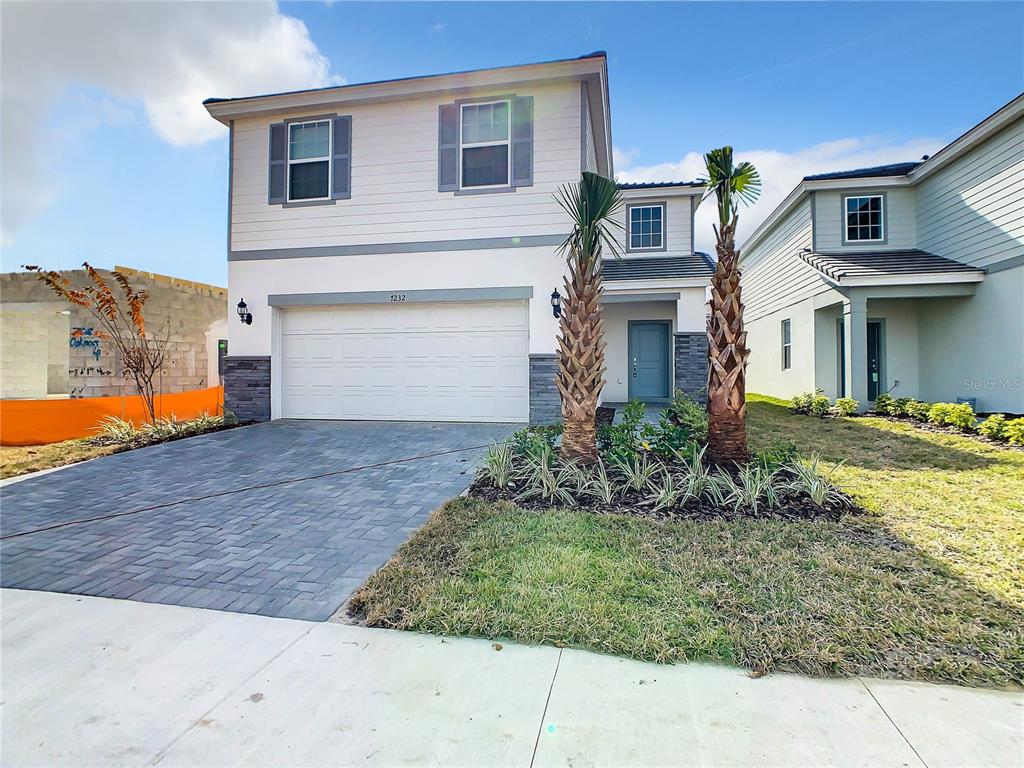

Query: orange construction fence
0 386 225 446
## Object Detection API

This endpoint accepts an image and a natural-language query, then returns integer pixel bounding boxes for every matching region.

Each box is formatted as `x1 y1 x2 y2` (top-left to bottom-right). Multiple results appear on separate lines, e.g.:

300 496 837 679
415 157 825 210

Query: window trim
286 118 332 203
841 192 887 245
625 202 668 253
781 318 792 371
459 99 512 190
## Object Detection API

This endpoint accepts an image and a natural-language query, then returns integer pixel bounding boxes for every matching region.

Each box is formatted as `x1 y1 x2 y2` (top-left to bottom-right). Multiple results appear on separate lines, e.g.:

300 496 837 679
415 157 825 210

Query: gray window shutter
268 122 286 204
331 115 352 200
438 103 459 192
511 96 533 187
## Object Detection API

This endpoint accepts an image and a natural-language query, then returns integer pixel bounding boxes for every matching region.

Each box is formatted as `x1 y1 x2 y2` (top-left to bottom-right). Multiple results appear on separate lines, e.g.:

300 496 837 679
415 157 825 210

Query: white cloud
428 21 447 35
0 1 339 244
615 136 942 255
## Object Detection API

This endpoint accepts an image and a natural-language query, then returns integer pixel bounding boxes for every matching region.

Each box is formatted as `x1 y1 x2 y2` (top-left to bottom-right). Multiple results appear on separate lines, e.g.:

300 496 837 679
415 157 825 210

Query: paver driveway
0 420 516 620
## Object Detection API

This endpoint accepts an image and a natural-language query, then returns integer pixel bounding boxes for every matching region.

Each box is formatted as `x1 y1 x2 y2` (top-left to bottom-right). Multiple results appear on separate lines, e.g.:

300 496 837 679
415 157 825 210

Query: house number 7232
390 294 406 302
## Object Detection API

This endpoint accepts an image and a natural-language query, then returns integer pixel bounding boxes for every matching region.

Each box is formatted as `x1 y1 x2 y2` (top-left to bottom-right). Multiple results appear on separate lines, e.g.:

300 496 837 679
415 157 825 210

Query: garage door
280 300 529 422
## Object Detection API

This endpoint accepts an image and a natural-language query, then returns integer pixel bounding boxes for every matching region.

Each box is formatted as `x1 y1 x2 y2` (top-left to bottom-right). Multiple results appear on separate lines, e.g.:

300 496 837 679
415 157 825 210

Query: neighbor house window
628 204 665 250
844 194 884 242
288 120 331 201
781 319 792 370
461 101 510 188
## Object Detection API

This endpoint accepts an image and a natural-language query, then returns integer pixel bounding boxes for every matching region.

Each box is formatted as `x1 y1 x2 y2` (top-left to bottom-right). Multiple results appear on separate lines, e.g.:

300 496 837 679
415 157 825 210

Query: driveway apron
0 420 516 620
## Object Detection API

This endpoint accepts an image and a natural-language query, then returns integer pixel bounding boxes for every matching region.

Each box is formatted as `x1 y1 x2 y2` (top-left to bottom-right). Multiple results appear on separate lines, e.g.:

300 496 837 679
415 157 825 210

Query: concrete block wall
0 268 227 400
0 309 52 398
674 332 708 402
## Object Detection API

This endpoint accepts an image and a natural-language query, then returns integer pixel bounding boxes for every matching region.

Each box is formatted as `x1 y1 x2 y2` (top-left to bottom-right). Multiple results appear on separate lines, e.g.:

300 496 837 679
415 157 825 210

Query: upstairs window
844 194 884 242
781 319 792 370
288 120 331 201
628 204 665 250
461 101 510 188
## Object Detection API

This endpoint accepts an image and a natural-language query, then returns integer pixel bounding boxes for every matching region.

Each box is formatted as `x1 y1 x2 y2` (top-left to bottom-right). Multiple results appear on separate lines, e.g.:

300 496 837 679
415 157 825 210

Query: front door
629 321 671 401
867 320 884 401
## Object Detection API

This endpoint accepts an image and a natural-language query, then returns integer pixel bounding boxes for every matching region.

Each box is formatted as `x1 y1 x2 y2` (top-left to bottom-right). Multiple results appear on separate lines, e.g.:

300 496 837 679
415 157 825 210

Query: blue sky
2 1 1021 286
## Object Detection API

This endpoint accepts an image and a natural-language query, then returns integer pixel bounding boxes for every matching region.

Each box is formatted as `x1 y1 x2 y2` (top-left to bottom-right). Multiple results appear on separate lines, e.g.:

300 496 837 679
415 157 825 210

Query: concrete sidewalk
2 589 1020 767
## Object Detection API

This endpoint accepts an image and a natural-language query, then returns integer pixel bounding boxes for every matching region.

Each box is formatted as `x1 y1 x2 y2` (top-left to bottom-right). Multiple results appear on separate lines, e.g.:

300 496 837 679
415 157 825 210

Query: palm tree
701 147 761 463
553 171 624 462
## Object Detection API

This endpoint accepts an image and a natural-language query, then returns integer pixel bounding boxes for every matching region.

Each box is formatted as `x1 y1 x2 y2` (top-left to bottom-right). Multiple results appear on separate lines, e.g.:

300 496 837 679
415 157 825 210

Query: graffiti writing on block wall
69 326 105 361
69 366 114 376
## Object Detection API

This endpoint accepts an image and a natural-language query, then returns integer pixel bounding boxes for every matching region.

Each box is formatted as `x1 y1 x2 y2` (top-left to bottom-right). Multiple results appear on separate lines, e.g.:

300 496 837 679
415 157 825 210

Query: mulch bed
864 414 1024 452
468 475 859 524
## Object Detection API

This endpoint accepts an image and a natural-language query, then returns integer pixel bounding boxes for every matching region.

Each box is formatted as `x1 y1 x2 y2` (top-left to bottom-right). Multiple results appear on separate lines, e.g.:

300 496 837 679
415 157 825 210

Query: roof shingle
603 255 713 281
803 162 921 181
799 249 984 283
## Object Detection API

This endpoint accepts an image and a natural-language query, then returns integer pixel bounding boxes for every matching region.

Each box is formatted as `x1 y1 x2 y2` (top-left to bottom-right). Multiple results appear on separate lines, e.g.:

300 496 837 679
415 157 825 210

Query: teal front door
629 321 671 401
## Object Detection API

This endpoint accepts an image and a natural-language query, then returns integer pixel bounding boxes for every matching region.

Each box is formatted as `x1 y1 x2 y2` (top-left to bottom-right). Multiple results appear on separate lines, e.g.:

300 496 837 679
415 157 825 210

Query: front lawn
1 440 118 479
350 397 1024 688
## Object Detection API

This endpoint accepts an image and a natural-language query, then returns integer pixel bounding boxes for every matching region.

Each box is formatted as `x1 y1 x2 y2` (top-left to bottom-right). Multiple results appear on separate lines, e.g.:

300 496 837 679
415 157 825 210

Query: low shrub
480 441 515 489
665 389 709 443
873 393 896 415
978 414 1006 440
754 440 799 470
91 411 235 447
905 400 931 422
792 389 832 418
927 402 976 431
1004 418 1024 446
832 397 859 417
786 453 847 508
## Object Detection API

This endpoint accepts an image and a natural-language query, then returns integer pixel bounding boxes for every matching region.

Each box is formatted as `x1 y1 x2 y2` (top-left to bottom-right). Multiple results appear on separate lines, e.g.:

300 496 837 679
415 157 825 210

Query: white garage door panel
280 301 529 422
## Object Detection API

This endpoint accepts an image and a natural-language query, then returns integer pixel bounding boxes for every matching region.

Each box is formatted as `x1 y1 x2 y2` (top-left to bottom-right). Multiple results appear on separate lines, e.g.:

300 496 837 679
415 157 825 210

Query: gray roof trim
603 255 714 281
204 52 607 105
617 180 703 190
268 286 534 307
229 234 565 261
799 249 986 282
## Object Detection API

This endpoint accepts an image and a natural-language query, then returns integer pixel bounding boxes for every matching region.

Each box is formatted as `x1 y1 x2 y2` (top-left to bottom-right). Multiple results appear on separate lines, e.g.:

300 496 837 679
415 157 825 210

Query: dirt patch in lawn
1 441 120 479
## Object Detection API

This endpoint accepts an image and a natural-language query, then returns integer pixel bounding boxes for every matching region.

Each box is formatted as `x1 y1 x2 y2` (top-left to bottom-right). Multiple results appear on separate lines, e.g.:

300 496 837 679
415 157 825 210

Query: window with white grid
628 204 665 250
844 195 884 242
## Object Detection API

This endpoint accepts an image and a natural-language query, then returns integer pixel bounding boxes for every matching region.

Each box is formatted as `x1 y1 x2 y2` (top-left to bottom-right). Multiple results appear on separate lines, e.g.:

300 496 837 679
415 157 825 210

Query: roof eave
204 55 608 124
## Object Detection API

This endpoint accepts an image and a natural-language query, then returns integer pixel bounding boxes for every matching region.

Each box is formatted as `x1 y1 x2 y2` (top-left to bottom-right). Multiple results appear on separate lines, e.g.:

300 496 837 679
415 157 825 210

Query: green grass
350 398 1024 688
0 440 117 479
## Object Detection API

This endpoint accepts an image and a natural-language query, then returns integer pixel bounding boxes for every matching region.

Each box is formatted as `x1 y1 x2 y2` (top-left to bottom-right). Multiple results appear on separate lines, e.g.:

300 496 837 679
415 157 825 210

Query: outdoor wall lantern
550 289 562 319
236 298 253 325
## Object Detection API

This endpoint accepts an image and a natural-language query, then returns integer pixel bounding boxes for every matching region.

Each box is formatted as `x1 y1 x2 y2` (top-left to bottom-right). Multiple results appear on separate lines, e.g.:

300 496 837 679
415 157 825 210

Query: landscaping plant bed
468 469 857 523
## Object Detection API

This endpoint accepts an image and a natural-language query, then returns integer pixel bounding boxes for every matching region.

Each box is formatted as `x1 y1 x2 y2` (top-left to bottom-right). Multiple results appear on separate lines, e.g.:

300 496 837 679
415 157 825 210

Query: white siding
582 86 598 173
740 197 826 323
616 195 693 257
745 299 818 399
813 187 917 252
916 117 1024 269
230 81 582 252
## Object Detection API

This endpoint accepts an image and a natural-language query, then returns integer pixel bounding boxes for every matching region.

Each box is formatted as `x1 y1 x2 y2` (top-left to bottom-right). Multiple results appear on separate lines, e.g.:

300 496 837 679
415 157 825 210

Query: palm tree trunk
557 247 606 463
707 219 750 463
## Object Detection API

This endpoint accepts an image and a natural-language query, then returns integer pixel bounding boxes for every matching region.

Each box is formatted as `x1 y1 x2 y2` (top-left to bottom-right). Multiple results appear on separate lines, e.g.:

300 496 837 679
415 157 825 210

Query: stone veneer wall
674 332 708 402
529 353 561 425
0 268 226 399
223 356 271 423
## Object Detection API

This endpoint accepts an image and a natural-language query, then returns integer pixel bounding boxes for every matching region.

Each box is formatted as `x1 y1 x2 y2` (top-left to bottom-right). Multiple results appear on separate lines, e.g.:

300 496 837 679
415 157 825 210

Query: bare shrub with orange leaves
24 263 170 423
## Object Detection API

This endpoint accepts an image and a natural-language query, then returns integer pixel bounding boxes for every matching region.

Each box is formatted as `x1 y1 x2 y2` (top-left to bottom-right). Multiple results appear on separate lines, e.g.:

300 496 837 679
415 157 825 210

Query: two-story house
740 94 1023 414
203 53 712 425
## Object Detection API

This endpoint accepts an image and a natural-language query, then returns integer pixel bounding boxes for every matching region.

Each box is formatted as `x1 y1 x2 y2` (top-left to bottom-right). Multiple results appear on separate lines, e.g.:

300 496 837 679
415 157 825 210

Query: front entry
628 321 671 401
867 320 884 401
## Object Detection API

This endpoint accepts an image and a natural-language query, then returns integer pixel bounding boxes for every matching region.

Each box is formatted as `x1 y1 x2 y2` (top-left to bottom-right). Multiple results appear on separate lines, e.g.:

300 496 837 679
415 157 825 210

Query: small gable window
844 194 884 242
461 101 510 188
288 120 331 201
628 204 665 250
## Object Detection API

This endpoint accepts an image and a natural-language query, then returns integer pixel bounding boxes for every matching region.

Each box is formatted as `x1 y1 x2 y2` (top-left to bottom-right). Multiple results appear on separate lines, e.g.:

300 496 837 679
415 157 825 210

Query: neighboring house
0 267 228 400
204 53 712 425
740 94 1024 414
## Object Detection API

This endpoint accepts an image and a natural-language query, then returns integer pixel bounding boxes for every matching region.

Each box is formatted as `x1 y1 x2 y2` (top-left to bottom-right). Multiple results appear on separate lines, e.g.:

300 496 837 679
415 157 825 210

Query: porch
599 255 712 405
801 249 986 408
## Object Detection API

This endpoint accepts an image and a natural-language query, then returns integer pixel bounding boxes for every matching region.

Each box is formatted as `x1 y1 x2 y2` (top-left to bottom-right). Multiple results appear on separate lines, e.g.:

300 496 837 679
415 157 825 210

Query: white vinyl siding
916 116 1024 270
741 197 834 323
814 187 917 252
615 194 694 257
230 82 581 252
581 85 598 173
